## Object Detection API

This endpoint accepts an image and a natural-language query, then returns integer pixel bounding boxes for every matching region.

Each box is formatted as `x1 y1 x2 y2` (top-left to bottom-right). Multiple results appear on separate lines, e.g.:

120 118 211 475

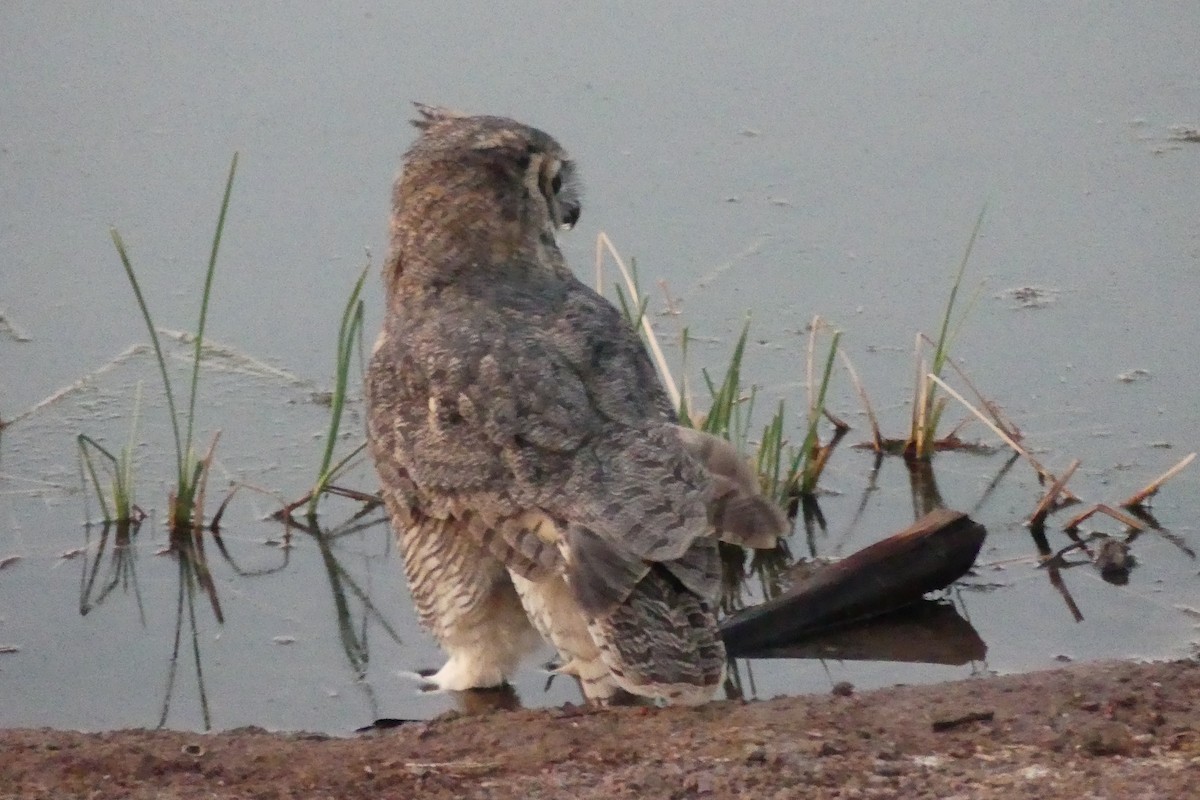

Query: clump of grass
595 232 850 512
275 262 380 522
905 207 985 460
77 383 145 525
107 153 239 530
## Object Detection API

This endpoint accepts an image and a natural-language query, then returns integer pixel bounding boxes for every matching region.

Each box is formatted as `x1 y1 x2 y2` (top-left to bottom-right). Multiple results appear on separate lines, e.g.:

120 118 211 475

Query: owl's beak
560 201 581 230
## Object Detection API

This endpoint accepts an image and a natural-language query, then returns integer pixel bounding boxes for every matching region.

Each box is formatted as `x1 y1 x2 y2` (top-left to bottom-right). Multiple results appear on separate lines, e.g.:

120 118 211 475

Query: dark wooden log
720 507 986 655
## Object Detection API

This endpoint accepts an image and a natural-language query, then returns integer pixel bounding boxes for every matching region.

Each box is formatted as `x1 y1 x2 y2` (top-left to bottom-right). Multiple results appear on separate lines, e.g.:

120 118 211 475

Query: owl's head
386 104 583 290
402 103 581 231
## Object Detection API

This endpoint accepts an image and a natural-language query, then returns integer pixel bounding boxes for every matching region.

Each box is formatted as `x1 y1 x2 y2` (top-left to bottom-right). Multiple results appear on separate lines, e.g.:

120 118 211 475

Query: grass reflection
157 521 225 730
281 508 404 680
79 521 145 624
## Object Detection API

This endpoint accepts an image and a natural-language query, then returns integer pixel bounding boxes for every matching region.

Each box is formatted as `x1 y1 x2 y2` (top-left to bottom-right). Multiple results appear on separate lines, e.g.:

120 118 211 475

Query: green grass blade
110 229 184 484
701 319 750 437
916 205 986 458
116 381 143 520
756 401 787 499
185 152 239 471
308 264 369 517
677 328 692 426
321 441 368 487
931 205 986 377
77 434 117 522
799 330 841 494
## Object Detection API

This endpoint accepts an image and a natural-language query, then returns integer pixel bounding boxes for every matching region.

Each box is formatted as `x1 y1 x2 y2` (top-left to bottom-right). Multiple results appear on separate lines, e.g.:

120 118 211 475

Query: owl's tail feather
586 565 725 706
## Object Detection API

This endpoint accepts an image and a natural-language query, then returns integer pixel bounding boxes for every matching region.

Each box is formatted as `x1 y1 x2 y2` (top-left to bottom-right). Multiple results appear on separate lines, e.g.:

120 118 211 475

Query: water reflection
79 521 145 624
718 454 1014 700
1030 503 1197 617
276 508 405 723
76 516 237 730
58 438 1195 726
742 599 986 665
158 522 223 729
71 484 406 729
724 597 987 702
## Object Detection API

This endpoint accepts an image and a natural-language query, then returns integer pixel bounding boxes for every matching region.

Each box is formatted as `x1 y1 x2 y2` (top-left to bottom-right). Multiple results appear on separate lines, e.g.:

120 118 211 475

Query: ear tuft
411 102 466 130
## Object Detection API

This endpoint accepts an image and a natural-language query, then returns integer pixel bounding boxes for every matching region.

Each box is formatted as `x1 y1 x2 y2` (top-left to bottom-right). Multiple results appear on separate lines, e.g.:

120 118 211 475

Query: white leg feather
509 571 621 702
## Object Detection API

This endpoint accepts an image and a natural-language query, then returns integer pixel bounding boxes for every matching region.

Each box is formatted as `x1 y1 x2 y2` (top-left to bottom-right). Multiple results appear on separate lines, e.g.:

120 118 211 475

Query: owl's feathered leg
398 514 541 691
507 572 622 703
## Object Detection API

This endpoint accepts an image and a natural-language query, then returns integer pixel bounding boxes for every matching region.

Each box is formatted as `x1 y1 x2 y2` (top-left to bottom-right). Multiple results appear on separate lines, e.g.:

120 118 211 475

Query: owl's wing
386 280 778 611
367 313 567 582
672 426 789 549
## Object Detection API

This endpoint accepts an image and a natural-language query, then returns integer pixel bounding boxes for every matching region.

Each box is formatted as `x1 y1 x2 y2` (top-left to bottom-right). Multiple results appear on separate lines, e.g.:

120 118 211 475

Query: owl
366 104 786 705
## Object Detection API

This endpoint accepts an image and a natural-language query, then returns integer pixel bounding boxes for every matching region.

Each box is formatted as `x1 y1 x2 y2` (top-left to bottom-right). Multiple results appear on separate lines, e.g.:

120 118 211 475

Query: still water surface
2 3 1198 732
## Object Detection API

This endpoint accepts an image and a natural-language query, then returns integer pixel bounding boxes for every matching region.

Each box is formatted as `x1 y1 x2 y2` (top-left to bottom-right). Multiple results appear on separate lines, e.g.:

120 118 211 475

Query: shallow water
2 3 1198 732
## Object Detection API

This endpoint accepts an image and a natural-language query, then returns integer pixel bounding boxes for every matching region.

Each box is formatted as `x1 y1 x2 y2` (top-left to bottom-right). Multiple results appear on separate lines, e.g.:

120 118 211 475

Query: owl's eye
551 173 563 194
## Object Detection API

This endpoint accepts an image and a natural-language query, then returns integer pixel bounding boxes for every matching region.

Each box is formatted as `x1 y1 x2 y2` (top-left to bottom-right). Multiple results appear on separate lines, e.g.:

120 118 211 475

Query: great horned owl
366 105 786 705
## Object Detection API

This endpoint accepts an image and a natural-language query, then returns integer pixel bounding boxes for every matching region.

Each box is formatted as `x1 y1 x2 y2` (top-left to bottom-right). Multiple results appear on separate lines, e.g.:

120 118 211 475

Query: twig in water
839 350 883 451
1026 459 1081 528
927 374 1079 502
1063 503 1148 534
919 332 1023 443
1121 453 1196 508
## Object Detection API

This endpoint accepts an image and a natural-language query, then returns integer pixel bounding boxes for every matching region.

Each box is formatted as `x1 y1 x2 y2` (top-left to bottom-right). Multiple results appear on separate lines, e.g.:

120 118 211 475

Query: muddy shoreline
4 658 1198 799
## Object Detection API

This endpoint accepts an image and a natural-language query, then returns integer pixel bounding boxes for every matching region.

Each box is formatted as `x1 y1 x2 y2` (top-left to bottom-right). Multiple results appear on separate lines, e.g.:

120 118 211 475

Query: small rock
931 710 995 732
1079 721 1135 756
874 744 901 761
831 681 855 697
1000 286 1059 309
817 741 846 757
1095 539 1134 577
1117 368 1151 383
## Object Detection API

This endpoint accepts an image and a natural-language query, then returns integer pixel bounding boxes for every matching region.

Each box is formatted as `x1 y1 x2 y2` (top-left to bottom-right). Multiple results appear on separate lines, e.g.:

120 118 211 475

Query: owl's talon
551 658 582 677
395 669 438 691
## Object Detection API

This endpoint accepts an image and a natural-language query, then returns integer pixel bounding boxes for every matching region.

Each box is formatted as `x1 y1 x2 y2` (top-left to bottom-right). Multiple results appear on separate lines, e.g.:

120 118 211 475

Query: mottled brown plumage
366 105 785 704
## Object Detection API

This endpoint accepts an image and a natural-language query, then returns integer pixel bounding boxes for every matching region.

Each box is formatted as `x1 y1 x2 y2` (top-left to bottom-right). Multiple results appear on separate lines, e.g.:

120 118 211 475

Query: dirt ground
3 659 1199 799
